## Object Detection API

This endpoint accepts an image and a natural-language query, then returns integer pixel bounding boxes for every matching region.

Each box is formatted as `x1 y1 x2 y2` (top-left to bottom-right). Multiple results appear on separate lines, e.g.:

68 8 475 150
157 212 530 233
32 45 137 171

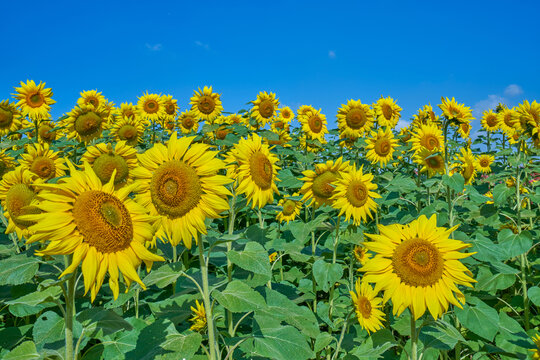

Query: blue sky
1 0 539 132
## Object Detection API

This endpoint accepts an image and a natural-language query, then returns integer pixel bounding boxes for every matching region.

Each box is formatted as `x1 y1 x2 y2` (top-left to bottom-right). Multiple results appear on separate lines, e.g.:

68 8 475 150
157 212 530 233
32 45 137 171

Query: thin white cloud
328 50 336 59
504 84 523 97
145 43 163 51
473 94 505 117
396 119 411 130
195 41 210 51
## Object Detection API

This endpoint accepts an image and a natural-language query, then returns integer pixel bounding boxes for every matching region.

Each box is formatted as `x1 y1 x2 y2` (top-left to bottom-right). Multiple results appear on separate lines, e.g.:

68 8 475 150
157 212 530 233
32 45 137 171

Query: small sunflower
365 127 398 167
272 106 294 132
137 92 165 122
264 130 292 148
497 106 519 135
276 194 302 223
299 107 328 142
35 120 58 143
457 121 471 139
373 96 402 128
337 99 375 138
189 300 207 332
80 141 138 188
299 134 327 153
410 123 444 154
226 113 245 126
77 90 106 110
65 104 108 143
300 158 350 208
161 116 177 135
18 143 67 181
414 147 445 178
412 105 440 127
109 116 145 146
438 97 474 124
251 91 279 128
118 102 139 121
132 132 231 248
530 334 540 359
0 100 22 136
361 214 476 320
178 110 200 134
268 252 278 263
481 110 499 132
0 150 15 180
162 94 179 121
190 86 223 122
13 80 56 120
350 280 385 334
454 148 478 185
353 244 372 265
227 133 280 208
476 154 494 174
207 115 230 141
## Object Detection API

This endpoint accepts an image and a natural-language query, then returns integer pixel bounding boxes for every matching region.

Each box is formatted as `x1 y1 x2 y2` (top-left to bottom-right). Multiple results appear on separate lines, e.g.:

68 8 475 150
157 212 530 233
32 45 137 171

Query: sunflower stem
63 255 76 360
198 237 218 360
135 267 140 318
226 195 236 336
311 208 317 314
329 216 340 321
257 208 264 229
410 315 417 360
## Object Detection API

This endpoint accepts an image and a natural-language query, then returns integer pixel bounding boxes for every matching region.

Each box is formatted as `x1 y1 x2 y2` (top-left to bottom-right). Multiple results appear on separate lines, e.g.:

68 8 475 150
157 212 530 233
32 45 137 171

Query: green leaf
348 336 396 359
228 242 271 280
443 173 465 193
419 321 465 350
528 287 540 306
455 300 499 341
386 175 417 192
143 262 182 288
33 311 64 348
252 325 314 360
6 285 62 307
498 229 532 259
0 254 39 285
474 266 515 294
313 332 334 353
213 280 266 312
493 183 513 206
4 341 40 360
77 308 133 339
312 259 343 292
471 234 504 263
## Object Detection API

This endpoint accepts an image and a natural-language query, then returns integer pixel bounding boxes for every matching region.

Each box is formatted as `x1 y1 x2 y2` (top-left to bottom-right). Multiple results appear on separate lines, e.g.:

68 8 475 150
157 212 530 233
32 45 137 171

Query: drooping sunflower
65 104 108 143
227 133 280 208
331 165 380 225
497 106 519 135
77 90 106 110
365 127 398 167
438 97 474 124
481 110 499 132
353 244 372 265
414 147 445 178
132 132 231 248
0 150 15 179
137 92 166 123
190 86 223 122
360 214 476 320
350 279 385 334
298 107 328 142
18 143 67 181
22 162 164 301
178 110 200 134
337 99 375 138
189 300 207 332
457 120 471 139
162 94 179 121
109 116 145 146
0 100 22 136
251 91 279 128
412 104 440 127
300 158 350 208
373 96 402 128
13 80 56 120
517 100 540 130
454 147 478 185
476 154 494 173
80 141 138 188
276 194 302 223
410 123 444 154
0 167 42 240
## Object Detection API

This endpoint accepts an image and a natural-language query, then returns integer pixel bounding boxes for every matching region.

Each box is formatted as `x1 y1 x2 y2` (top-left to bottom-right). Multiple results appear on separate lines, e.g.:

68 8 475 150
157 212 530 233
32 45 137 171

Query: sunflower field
1 81 540 360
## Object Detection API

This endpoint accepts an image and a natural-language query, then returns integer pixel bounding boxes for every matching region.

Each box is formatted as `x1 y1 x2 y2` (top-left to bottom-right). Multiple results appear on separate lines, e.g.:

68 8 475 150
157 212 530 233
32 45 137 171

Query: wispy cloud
396 119 411 130
473 94 504 117
328 50 336 59
195 41 210 51
504 84 523 97
145 43 162 51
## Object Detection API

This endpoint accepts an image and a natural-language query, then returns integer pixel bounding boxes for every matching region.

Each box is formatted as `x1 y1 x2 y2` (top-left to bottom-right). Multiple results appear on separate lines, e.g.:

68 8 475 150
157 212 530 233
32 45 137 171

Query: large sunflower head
0 150 15 180
350 280 385 334
0 100 22 136
476 154 494 174
299 107 328 142
365 127 398 167
77 90 106 110
481 110 499 132
361 214 476 320
13 80 56 120
373 96 402 128
0 167 42 240
190 86 223 122
178 110 200 134
109 116 145 146
227 133 280 209
414 147 445 178
66 104 108 143
22 162 164 301
331 165 380 225
132 132 232 248
410 123 444 154
137 92 166 122
18 143 67 181
337 99 375 138
438 97 474 124
251 91 279 128
276 194 302 223
300 157 350 208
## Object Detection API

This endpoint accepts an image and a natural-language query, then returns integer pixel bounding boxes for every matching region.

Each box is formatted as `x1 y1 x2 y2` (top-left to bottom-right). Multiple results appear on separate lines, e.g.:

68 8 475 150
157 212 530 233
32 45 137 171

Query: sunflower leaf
0 254 39 286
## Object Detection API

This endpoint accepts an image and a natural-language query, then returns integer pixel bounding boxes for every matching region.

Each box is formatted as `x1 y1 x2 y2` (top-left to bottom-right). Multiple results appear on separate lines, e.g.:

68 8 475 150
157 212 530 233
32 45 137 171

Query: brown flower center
182 117 195 129
93 154 130 185
346 180 368 207
0 108 14 128
38 125 57 142
486 114 497 128
357 296 372 319
249 151 273 190
346 108 367 129
281 199 297 216
259 100 275 119
144 100 159 114
312 170 338 200
427 155 442 169
118 125 138 144
374 137 391 157
308 115 323 133
421 134 440 151
5 184 40 228
30 156 56 180
198 96 216 115
392 238 444 287
165 103 176 115
27 92 45 108
74 111 103 139
381 104 393 120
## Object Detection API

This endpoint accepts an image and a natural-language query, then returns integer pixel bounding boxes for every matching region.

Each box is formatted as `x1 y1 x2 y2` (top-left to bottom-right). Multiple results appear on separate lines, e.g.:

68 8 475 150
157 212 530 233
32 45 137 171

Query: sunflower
189 300 207 332
118 102 139 121
268 252 278 263
414 147 445 178
276 194 302 223
438 97 474 124
0 100 22 136
0 150 15 180
132 132 231 248
0 167 42 240
137 92 165 123
35 120 58 143
161 116 177 135
226 113 245 126
207 115 230 141
517 100 540 131
13 80 56 120
77 90 106 110
65 104 108 143
350 280 385 334
365 127 398 167
373 96 402 128
227 133 280 208
454 148 478 185
476 154 494 173
337 99 375 138
264 130 292 148
101 99 117 123
412 105 440 127
481 110 499 132
300 158 350 208
331 165 380 225
190 86 223 122
80 141 138 188
272 106 294 132
360 214 476 320
497 106 519 135
484 191 493 204
353 244 372 265
530 334 540 360
109 116 145 146
22 162 164 301
299 134 327 153
457 120 471 139
162 94 179 121
251 91 279 128
299 107 328 142
339 135 358 150
178 110 200 134
18 143 67 181
398 127 412 144
410 123 444 154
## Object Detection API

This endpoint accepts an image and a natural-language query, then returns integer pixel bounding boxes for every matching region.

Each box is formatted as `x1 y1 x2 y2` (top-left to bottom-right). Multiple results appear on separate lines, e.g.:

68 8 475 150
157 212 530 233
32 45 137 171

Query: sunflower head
414 147 445 178
350 280 385 334
438 97 474 124
18 143 67 181
481 110 499 132
410 123 444 154
110 116 145 146
77 90 106 110
137 92 166 122
300 158 350 208
365 127 398 167
251 91 280 128
476 154 494 174
66 104 108 143
337 99 375 138
178 110 199 134
276 194 302 223
190 86 223 122
373 96 402 128
13 80 56 120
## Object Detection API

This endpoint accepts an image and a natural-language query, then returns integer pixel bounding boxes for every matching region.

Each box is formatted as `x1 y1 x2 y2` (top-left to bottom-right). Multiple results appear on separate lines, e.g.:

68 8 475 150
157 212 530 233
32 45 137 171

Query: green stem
64 255 76 360
257 208 264 229
410 315 417 360
227 196 236 336
443 120 454 231
171 245 177 294
329 216 340 321
310 208 317 313
454 318 461 360
135 267 140 318
198 237 217 360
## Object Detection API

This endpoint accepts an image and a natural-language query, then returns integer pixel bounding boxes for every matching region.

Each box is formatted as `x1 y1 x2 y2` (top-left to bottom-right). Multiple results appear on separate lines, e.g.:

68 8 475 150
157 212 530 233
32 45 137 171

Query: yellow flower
251 91 279 128
481 110 499 132
35 120 58 143
65 104 108 143
476 154 494 173
299 107 328 143
414 147 445 178
353 244 372 265
178 110 200 134
13 80 56 120
268 252 278 263
361 214 476 320
410 123 444 154
109 116 145 146
118 102 139 121
373 96 402 128
0 100 22 136
276 195 302 223
190 86 223 122
189 300 207 332
161 94 179 121
457 120 472 139
300 157 350 208
484 191 493 204
0 150 15 180
438 97 474 124
350 280 385 334
18 143 67 181
137 92 166 122
517 100 540 130
530 334 540 359
365 127 398 167
454 148 478 185
497 106 519 135
412 105 440 127
77 90 106 110
264 130 292 148
337 99 375 138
